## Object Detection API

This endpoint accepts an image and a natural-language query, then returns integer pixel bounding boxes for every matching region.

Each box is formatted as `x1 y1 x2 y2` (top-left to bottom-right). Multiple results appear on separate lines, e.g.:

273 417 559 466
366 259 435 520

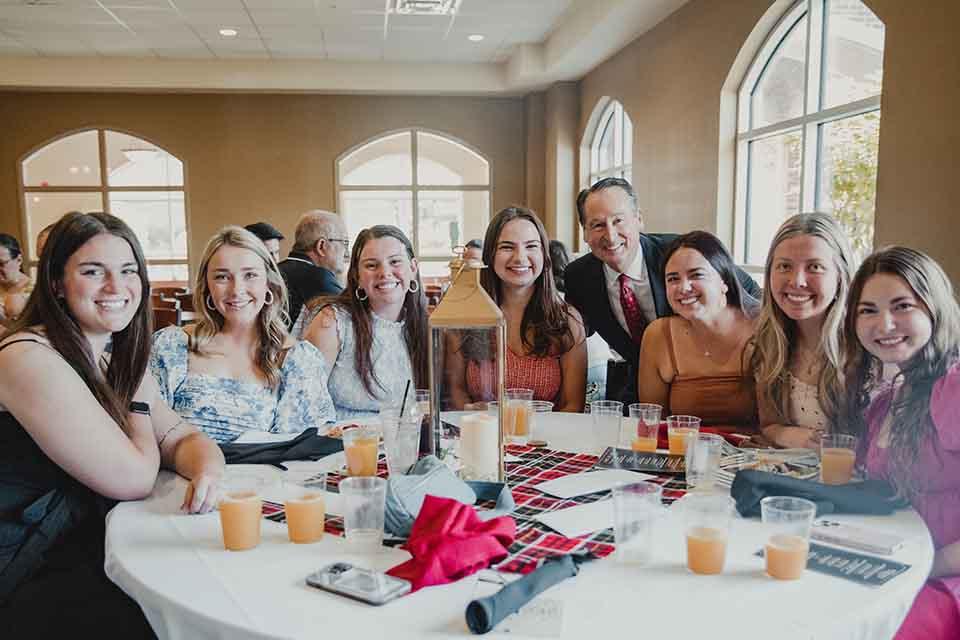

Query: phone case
811 519 906 555
306 563 411 605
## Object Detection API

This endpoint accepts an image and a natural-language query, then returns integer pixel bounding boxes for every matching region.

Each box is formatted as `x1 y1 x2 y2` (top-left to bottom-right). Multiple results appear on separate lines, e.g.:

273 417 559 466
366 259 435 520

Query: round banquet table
105 412 934 640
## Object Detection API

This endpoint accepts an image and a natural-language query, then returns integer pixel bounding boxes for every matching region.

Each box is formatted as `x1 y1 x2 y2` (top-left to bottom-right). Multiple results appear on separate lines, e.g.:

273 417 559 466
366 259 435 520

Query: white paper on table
534 469 655 499
534 501 613 538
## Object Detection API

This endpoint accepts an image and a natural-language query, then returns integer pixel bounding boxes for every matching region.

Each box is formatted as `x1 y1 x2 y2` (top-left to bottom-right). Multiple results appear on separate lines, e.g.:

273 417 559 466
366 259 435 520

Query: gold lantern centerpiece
427 252 506 482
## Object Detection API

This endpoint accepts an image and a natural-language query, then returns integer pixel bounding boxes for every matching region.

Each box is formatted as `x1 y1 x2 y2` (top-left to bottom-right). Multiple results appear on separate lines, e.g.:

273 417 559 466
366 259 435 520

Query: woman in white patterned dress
150 226 336 443
302 225 429 419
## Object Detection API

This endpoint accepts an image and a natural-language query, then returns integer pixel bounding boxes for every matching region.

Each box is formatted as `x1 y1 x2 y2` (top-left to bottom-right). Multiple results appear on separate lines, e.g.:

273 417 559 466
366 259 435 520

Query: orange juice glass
760 496 816 580
632 436 658 452
682 493 735 575
284 471 327 544
667 415 701 456
343 425 380 476
820 434 858 485
505 388 534 444
629 403 662 452
218 475 265 551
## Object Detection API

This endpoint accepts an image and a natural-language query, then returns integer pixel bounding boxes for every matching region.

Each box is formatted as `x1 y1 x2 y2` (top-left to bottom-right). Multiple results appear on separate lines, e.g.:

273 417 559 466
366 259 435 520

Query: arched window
587 99 633 186
20 129 188 282
735 0 884 268
336 129 491 278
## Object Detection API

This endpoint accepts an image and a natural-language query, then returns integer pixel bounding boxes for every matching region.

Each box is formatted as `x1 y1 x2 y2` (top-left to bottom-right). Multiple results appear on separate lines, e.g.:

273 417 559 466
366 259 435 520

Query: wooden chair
153 285 188 301
152 307 180 330
175 291 195 312
151 294 179 311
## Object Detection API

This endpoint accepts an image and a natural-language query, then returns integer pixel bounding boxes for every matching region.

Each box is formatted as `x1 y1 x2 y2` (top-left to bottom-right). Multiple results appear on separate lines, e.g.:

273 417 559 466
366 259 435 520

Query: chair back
153 307 180 330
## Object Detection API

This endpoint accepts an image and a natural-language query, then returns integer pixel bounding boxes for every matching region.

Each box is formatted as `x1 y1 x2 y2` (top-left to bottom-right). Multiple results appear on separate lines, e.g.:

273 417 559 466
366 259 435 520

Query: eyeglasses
323 237 350 251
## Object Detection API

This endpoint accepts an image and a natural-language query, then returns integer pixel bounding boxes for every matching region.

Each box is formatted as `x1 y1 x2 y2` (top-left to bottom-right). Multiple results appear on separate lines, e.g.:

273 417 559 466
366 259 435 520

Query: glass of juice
283 471 326 544
667 415 701 456
820 433 857 485
760 496 817 580
218 474 265 551
340 476 387 552
685 433 724 491
612 481 663 565
629 403 662 453
682 493 735 575
343 425 381 477
504 388 534 445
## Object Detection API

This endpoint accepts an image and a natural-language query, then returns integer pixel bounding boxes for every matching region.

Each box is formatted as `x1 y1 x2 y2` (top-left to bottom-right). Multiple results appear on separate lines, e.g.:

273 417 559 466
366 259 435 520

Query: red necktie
619 273 647 345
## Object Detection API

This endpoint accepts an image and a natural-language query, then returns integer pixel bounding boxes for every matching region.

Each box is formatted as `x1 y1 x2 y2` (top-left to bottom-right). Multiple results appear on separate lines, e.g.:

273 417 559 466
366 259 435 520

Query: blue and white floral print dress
149 326 337 443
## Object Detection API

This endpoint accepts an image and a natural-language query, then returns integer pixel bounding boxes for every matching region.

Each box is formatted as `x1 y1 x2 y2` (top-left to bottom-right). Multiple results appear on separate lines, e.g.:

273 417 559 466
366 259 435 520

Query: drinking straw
399 379 412 416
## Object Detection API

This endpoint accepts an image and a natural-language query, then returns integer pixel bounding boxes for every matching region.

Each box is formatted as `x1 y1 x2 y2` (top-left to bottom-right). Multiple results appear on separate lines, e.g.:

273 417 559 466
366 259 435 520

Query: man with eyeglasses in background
279 210 349 330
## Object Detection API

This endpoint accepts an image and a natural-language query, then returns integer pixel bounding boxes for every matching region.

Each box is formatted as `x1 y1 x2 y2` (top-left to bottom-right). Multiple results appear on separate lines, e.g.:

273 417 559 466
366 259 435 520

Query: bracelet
129 401 151 416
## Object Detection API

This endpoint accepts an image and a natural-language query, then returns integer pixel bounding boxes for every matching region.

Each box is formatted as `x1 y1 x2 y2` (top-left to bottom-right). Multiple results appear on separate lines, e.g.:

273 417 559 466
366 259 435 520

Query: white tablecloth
106 414 934 640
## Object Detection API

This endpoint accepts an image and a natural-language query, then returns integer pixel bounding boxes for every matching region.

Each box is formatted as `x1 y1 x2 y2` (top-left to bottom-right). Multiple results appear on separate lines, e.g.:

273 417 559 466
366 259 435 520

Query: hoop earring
355 287 368 302
206 295 217 311
408 280 420 293
263 289 274 305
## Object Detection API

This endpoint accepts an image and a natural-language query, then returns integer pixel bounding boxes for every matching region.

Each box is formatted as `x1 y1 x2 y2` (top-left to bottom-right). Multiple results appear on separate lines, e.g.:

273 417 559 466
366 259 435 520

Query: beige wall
0 92 526 276
579 0 960 282
543 82 580 247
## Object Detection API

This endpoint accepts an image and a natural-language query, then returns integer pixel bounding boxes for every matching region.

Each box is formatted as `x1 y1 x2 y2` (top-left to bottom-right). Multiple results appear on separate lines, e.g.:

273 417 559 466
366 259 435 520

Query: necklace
685 325 726 360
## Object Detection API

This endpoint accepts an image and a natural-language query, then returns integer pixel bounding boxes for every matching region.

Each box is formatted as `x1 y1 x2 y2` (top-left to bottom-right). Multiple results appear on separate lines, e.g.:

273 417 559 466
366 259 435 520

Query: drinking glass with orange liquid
629 403 662 453
682 493 735 575
219 475 266 551
760 496 816 580
667 415 701 456
504 388 534 445
283 471 327 544
819 434 857 485
343 425 381 477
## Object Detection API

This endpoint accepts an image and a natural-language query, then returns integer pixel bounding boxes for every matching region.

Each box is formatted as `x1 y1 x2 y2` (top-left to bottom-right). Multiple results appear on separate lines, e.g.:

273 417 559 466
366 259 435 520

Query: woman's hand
181 471 221 514
762 424 822 449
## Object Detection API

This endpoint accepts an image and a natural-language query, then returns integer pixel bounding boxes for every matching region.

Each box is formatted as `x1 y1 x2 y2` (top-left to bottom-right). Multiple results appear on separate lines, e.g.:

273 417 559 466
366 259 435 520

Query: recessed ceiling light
219 28 238 37
468 34 484 42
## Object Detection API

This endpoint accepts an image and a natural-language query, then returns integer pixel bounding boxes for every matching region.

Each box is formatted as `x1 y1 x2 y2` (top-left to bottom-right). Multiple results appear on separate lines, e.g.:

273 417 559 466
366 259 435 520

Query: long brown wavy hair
191 226 290 389
476 206 577 358
3 211 152 429
840 246 960 500
313 225 428 396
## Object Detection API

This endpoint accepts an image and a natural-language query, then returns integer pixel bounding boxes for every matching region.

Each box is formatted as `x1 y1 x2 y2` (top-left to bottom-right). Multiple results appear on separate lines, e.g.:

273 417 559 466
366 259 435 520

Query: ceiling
0 0 690 93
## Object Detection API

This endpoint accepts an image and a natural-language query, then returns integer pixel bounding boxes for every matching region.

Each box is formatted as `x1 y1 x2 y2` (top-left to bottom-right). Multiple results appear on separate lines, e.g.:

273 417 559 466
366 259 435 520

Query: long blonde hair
192 226 290 388
751 213 855 426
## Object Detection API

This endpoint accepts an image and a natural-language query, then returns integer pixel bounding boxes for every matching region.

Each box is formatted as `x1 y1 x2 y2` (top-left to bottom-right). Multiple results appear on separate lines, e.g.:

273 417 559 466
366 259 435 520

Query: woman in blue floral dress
150 226 336 443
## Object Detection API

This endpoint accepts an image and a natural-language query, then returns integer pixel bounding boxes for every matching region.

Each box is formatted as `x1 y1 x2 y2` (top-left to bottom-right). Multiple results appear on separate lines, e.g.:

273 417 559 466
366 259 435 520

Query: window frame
334 127 492 273
17 127 190 282
733 0 882 275
588 99 633 186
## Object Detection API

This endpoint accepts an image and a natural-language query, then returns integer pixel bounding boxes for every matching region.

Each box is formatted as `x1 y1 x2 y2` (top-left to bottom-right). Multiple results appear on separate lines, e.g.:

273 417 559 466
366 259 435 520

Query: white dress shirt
603 243 658 336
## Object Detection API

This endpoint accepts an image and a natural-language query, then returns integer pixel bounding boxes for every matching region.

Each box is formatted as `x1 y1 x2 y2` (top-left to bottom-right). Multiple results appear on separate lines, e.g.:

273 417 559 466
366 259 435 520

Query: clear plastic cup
590 400 623 454
612 481 663 565
218 474 265 551
629 403 662 453
685 433 724 490
343 425 380 477
761 496 817 580
415 389 432 456
283 471 326 544
380 409 420 475
529 400 554 441
504 388 534 445
667 415 701 456
820 433 857 485
682 493 735 575
340 476 387 552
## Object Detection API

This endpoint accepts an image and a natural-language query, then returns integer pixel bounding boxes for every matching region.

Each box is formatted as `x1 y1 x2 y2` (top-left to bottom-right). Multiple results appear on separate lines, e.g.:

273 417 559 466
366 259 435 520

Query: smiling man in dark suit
565 177 760 406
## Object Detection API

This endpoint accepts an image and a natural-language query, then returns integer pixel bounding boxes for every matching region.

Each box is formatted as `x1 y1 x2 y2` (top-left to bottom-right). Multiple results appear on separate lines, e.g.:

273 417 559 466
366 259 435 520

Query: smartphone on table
306 562 411 605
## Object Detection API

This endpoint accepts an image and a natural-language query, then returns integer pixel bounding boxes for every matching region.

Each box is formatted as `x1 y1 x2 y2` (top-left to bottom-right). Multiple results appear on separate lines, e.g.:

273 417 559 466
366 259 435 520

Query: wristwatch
129 401 151 416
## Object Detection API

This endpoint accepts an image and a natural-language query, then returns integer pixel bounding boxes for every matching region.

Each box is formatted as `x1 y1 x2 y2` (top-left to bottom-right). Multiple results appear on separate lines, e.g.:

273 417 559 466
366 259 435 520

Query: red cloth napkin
387 495 516 593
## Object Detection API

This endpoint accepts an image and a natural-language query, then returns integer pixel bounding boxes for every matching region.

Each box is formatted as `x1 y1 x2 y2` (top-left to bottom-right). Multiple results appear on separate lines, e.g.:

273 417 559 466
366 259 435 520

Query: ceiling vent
391 0 459 16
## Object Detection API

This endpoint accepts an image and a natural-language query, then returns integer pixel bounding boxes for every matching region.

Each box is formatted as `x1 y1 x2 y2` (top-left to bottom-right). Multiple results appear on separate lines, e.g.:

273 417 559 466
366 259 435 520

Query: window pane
22 130 101 187
108 191 187 260
822 0 884 109
23 192 104 260
339 132 412 186
595 112 616 173
745 130 802 264
751 16 807 129
418 260 451 279
106 131 183 187
817 111 880 262
340 190 414 242
416 132 489 186
417 191 489 258
147 264 189 283
623 111 633 169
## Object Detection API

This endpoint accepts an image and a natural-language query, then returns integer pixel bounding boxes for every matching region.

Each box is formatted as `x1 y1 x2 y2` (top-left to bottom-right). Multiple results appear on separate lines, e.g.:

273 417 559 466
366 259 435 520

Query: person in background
151 226 336 443
548 239 570 294
279 210 348 330
751 213 854 448
448 207 586 412
302 225 428 419
464 238 483 262
565 178 760 407
0 212 223 636
35 222 57 260
638 231 758 430
0 234 34 326
841 247 960 640
244 221 285 263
